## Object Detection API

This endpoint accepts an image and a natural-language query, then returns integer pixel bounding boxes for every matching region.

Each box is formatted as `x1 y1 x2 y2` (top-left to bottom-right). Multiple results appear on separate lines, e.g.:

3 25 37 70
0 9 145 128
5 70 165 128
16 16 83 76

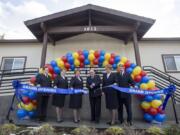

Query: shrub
0 123 18 135
124 126 145 135
28 124 56 135
146 126 165 135
71 125 98 135
104 126 124 135
164 124 180 135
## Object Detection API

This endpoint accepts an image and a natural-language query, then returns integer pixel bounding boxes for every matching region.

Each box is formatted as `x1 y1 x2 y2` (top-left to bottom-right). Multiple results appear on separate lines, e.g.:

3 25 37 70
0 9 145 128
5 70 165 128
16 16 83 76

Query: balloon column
17 50 166 123
16 77 37 119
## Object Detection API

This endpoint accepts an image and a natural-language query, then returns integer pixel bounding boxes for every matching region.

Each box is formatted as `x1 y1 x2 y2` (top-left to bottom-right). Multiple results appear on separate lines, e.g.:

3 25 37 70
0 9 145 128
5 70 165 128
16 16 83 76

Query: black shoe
107 121 116 125
73 120 78 123
95 120 99 123
127 121 133 126
57 120 63 123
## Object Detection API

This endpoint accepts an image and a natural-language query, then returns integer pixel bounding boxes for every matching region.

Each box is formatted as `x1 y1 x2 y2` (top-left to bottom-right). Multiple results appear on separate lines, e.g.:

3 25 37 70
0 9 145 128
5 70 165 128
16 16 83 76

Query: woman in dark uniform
52 69 68 122
36 67 52 122
102 64 118 125
69 69 83 123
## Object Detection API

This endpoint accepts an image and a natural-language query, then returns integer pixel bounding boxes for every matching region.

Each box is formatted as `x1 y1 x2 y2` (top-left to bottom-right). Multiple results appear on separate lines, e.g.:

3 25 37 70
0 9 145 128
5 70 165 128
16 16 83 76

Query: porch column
132 31 141 66
40 31 48 68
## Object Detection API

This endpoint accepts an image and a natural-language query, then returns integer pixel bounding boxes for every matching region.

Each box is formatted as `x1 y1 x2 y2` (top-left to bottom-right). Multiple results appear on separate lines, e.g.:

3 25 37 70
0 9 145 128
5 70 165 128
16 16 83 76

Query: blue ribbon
12 80 176 96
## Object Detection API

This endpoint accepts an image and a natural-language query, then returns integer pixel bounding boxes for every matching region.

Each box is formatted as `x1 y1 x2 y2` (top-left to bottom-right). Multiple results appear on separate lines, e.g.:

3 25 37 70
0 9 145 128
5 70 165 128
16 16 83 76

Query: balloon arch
17 50 166 123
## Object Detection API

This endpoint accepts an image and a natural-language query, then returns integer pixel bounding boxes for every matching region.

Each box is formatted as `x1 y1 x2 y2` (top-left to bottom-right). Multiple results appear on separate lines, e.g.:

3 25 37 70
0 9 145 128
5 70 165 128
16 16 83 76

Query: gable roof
24 4 155 43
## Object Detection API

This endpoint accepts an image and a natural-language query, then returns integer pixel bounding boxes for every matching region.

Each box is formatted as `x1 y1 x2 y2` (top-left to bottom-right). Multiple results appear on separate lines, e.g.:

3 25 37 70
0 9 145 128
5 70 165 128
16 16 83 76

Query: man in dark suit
86 69 102 123
116 64 135 126
36 67 52 121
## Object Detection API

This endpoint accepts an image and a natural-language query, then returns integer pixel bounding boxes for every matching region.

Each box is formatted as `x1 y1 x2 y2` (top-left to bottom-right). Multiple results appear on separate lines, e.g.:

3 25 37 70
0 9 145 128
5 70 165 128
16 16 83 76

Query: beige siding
0 33 180 79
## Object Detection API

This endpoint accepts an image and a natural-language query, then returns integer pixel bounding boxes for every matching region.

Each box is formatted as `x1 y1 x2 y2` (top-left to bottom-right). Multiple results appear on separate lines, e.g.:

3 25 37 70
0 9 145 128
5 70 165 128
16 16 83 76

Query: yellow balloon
103 60 109 67
133 66 142 76
57 60 64 68
151 100 162 109
74 59 80 67
147 80 156 89
105 53 111 61
18 102 25 109
140 83 148 90
24 103 34 111
121 57 127 63
73 52 79 59
117 62 124 66
89 50 95 54
88 53 95 61
131 74 135 80
141 101 151 110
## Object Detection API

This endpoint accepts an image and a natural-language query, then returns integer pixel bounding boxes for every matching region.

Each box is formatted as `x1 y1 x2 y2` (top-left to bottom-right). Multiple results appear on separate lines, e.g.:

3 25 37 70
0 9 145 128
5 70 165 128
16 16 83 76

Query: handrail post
171 95 179 124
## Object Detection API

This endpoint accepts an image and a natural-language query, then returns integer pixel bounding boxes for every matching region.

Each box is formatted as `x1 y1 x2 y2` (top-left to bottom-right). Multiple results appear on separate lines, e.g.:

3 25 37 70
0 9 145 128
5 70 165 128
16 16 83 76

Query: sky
0 0 180 39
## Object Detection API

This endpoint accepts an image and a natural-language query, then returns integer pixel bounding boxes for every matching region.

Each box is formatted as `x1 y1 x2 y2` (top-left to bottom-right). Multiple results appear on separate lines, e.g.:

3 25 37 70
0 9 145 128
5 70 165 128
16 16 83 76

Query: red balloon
51 74 57 80
148 107 158 116
94 50 100 58
79 55 85 62
111 53 116 59
62 56 67 63
48 66 54 74
157 107 165 114
80 62 84 68
78 50 83 55
93 59 99 65
134 75 142 82
124 60 131 68
30 77 36 84
65 62 70 69
109 58 114 65
32 100 37 106
140 71 147 77
22 96 30 104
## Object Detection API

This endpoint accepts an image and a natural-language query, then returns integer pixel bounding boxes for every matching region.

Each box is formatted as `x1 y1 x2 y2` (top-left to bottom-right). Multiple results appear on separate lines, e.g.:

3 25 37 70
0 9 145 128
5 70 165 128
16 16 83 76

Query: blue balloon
28 111 37 118
50 60 57 67
28 91 37 100
144 113 153 122
144 95 153 102
153 94 162 100
83 50 89 59
66 52 72 58
155 114 166 122
126 67 133 74
114 56 121 64
141 76 150 83
84 59 90 65
70 64 75 71
112 64 117 69
130 63 136 69
100 50 106 56
54 66 60 74
99 56 105 63
17 109 27 119
68 56 74 65
21 90 29 97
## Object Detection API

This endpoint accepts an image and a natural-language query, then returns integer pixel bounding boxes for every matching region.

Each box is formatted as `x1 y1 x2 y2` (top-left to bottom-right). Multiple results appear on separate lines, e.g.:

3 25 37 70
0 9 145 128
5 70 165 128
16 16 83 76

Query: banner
12 80 176 96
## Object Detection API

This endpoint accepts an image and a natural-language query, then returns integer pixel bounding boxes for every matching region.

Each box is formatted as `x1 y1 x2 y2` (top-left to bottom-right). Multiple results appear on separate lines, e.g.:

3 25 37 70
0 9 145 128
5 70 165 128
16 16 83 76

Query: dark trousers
118 96 132 122
37 94 49 120
89 96 101 122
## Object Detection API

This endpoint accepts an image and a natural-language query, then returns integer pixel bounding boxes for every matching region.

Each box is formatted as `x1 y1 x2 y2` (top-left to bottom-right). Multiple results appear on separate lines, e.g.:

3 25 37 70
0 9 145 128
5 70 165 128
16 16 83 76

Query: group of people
35 64 135 126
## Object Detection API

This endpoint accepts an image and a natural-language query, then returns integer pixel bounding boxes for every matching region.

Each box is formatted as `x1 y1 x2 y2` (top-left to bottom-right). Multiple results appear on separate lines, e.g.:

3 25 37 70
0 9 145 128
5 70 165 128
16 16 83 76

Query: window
0 57 26 72
162 54 180 72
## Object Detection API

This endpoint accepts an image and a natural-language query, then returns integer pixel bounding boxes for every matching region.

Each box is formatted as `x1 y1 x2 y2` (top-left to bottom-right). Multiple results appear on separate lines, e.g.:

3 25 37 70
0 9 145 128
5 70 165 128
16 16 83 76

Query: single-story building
0 4 179 123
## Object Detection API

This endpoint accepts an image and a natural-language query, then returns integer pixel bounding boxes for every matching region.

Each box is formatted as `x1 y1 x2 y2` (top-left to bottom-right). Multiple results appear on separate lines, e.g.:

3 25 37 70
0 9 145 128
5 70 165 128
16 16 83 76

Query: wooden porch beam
40 23 55 45
47 25 135 34
124 22 140 44
132 31 141 66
